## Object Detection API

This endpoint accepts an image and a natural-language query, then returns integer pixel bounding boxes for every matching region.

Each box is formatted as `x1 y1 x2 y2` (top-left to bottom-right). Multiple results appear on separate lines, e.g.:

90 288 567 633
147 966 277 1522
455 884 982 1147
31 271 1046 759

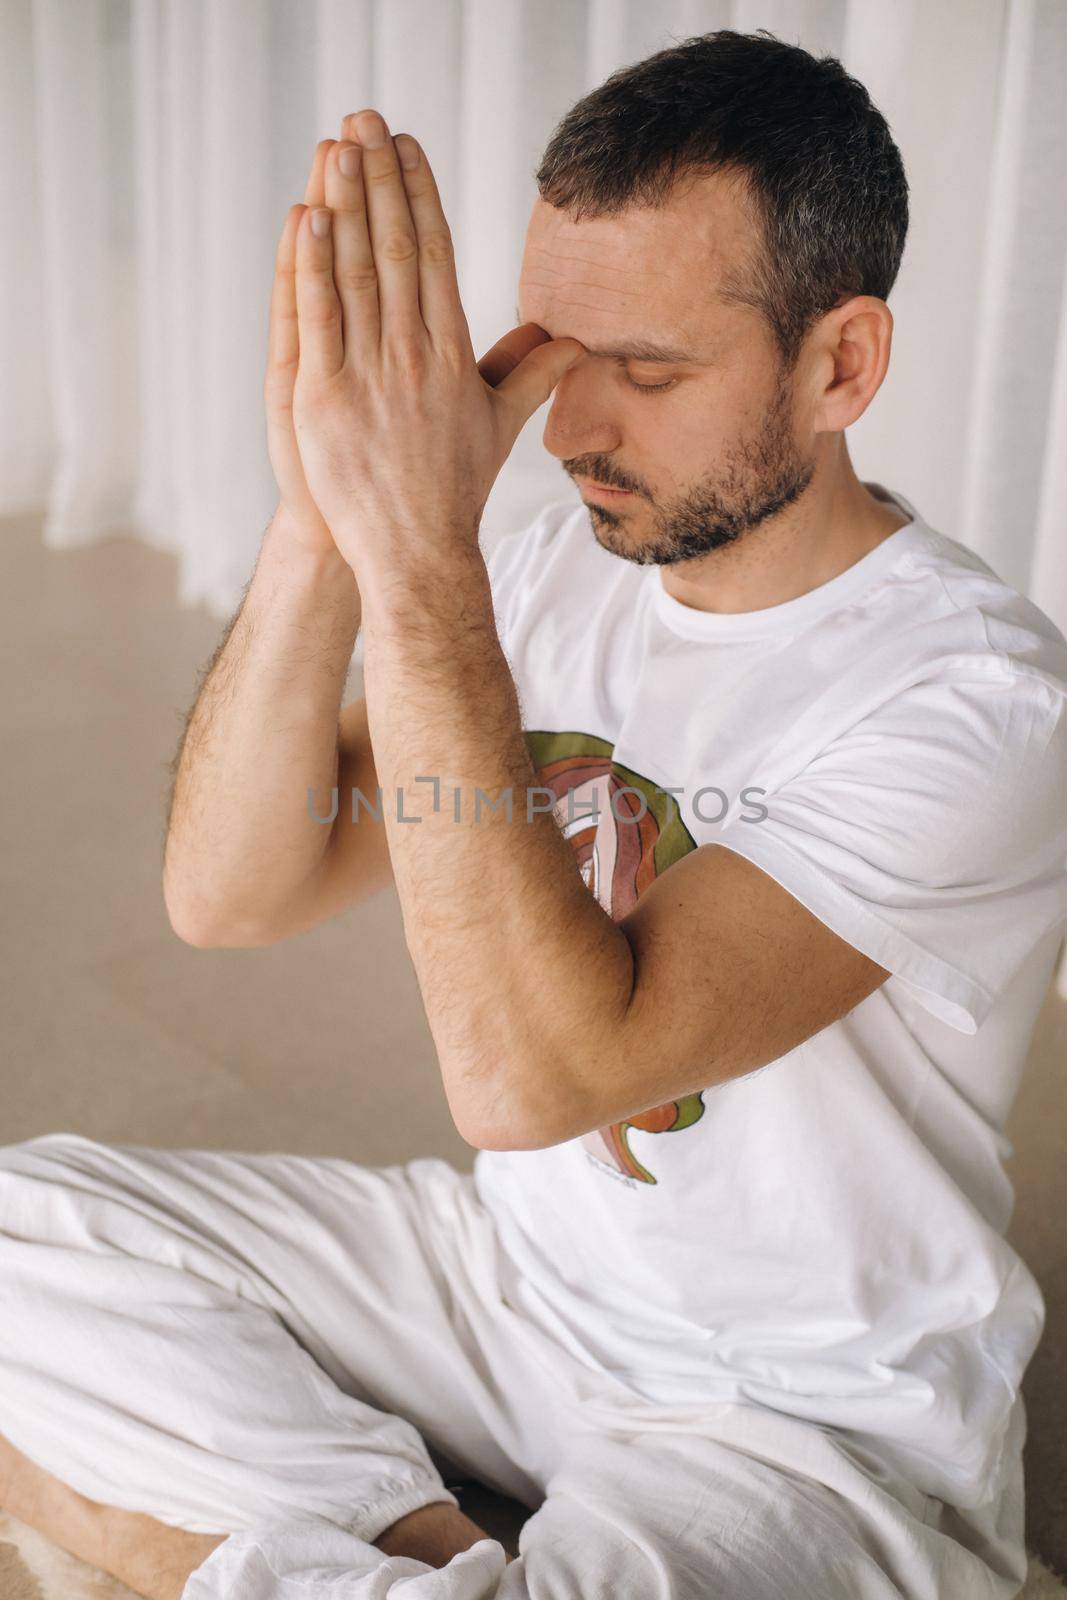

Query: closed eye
625 375 677 395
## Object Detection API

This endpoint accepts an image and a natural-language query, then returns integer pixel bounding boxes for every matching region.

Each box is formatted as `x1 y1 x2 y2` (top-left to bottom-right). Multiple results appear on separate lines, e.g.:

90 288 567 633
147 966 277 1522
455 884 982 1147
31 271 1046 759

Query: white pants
0 1133 1028 1599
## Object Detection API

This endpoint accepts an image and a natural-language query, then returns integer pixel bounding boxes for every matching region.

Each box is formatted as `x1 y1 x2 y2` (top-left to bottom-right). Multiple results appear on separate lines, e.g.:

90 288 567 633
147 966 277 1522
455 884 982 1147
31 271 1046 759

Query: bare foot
374 1500 516 1566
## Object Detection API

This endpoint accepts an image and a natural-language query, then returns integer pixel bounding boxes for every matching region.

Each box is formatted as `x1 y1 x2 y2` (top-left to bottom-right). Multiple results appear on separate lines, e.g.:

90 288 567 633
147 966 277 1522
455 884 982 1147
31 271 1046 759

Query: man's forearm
357 538 635 1148
163 504 360 941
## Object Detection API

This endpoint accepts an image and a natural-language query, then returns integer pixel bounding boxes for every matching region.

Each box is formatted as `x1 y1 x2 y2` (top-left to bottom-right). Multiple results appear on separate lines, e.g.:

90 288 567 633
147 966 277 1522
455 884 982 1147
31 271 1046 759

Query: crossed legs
0 1134 1008 1599
0 1133 528 1597
0 1432 505 1599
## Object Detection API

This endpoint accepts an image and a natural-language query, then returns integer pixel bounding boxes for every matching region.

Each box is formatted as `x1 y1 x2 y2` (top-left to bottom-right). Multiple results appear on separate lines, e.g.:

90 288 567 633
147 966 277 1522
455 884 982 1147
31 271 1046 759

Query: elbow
449 1062 581 1153
166 911 224 949
163 886 276 950
163 893 215 949
458 1122 554 1154
162 869 212 947
452 1101 534 1153
172 919 278 950
462 1122 550 1153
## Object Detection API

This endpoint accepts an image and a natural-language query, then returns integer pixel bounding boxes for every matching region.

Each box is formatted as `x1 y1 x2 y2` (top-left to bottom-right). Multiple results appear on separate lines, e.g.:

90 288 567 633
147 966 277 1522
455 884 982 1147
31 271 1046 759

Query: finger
264 143 332 403
266 204 304 396
294 204 344 380
340 111 372 146
270 142 331 408
349 110 423 344
304 138 335 209
476 324 549 389
393 134 474 363
323 139 380 352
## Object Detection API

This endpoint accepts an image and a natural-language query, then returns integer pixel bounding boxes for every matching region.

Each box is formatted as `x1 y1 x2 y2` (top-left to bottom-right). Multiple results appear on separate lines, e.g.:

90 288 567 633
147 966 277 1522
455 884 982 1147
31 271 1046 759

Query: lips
577 478 633 499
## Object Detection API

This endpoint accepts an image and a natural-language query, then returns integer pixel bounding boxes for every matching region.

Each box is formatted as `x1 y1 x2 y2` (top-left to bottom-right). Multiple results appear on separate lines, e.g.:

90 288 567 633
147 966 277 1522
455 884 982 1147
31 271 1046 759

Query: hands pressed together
264 108 585 589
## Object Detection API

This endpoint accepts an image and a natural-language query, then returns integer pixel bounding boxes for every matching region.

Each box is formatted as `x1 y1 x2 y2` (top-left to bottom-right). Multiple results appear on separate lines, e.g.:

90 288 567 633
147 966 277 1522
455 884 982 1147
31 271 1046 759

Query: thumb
490 334 585 432
483 324 588 432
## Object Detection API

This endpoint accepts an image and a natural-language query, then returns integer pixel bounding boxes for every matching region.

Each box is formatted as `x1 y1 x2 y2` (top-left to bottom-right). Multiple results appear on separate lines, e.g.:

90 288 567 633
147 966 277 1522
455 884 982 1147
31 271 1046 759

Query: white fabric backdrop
2 0 1065 989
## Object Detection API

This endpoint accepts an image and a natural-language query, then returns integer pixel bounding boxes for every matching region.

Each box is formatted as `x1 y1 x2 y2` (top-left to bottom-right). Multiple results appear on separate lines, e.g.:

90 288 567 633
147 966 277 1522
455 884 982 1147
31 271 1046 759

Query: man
2 27 1065 1600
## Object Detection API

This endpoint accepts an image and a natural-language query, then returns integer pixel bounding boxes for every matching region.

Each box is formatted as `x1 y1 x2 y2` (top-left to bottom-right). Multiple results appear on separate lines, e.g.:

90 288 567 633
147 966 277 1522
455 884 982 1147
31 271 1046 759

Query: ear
812 296 893 432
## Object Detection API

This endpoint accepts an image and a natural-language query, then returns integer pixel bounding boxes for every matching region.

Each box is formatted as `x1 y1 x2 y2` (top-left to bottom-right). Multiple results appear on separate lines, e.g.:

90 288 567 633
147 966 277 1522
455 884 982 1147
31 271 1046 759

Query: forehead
517 167 755 356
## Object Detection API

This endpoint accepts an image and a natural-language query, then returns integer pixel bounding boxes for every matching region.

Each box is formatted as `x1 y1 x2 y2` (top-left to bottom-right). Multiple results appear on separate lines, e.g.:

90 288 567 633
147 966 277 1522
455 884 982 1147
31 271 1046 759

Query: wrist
262 506 359 590
353 534 489 627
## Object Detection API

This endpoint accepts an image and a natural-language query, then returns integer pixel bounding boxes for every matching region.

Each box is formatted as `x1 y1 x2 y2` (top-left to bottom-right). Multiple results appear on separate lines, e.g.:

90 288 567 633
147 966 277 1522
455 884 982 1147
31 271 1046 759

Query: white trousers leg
0 1133 1026 1600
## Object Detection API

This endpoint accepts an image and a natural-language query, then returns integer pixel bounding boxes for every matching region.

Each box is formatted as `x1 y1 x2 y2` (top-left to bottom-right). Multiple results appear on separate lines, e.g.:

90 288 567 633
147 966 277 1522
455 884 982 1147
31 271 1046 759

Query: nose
541 381 622 471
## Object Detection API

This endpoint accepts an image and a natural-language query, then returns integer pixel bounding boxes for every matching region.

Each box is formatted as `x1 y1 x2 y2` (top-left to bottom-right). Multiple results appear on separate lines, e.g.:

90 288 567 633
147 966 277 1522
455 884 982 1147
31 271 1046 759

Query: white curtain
3 0 1066 986
3 0 1065 620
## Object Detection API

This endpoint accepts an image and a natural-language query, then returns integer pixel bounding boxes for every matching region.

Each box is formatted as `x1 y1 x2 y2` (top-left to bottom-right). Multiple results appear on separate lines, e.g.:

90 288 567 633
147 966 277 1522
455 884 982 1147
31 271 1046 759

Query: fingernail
338 145 360 179
396 135 419 170
358 112 387 148
310 208 331 238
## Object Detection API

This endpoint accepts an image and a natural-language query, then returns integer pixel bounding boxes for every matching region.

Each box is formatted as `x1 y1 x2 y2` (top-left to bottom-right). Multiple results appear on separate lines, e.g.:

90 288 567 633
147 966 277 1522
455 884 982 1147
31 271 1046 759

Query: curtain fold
29 0 138 542
959 0 1067 613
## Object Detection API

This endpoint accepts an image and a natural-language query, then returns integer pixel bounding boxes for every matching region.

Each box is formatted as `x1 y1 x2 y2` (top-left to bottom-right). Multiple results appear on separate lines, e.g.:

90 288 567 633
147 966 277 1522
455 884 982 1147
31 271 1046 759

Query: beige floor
1 511 1064 1587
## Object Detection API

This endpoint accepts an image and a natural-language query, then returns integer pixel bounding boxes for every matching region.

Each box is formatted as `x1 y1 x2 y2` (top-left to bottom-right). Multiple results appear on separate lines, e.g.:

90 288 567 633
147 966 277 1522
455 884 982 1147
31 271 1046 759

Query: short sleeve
481 498 577 658
482 525 529 659
714 671 1067 1034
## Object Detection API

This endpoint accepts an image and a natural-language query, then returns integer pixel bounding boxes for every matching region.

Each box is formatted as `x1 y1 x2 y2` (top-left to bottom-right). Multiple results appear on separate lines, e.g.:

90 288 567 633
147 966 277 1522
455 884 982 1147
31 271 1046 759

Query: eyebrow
514 306 700 365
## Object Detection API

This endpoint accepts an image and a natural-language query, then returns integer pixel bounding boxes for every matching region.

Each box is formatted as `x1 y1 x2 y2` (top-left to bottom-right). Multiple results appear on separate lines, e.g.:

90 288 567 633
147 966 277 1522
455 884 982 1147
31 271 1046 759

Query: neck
660 442 911 616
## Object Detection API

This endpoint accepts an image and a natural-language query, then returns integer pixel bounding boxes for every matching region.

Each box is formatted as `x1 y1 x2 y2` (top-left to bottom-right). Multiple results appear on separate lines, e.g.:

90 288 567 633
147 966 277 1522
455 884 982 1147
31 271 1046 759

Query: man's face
516 169 817 566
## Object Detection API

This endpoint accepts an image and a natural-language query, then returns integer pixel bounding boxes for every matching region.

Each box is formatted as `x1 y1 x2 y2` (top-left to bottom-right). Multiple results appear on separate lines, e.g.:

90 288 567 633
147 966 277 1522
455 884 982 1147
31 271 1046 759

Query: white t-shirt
473 484 1067 1513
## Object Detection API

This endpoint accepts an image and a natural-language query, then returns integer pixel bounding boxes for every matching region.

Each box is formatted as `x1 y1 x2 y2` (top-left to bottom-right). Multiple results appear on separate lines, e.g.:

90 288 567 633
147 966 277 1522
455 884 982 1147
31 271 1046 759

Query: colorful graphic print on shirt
524 729 706 1185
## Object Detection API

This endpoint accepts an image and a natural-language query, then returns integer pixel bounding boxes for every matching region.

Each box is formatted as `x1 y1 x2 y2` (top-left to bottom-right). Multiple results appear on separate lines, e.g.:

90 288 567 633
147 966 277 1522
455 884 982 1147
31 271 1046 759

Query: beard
580 373 816 566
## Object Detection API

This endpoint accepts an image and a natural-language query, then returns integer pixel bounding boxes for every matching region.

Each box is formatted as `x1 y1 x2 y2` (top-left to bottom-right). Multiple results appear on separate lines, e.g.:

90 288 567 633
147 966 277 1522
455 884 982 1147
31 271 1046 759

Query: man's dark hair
534 29 909 372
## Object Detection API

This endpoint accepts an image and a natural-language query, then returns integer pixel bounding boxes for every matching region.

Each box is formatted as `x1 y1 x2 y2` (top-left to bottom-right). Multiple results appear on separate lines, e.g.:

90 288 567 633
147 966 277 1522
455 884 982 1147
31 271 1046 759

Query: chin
588 515 649 564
